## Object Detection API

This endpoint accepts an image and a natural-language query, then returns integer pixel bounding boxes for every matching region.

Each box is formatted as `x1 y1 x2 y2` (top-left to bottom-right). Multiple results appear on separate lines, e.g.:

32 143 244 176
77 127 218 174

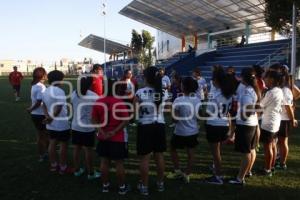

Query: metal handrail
255 43 290 67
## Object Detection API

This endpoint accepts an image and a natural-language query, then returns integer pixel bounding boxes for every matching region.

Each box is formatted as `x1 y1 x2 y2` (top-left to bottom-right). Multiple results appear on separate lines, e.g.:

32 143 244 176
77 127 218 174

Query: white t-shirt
71 90 98 132
207 81 217 100
31 82 46 115
281 87 293 121
196 77 207 100
162 75 171 89
135 87 167 125
236 83 246 101
206 88 232 126
260 87 283 133
173 96 201 136
125 79 134 93
42 85 70 131
236 87 258 126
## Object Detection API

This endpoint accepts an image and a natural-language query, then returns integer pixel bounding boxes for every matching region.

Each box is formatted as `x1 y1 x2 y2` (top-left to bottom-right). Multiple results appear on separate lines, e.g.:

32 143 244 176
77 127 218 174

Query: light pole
291 1 297 76
101 0 107 75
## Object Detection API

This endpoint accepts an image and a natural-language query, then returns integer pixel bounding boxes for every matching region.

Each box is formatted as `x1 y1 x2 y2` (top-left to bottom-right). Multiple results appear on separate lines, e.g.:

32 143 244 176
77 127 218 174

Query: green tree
131 29 155 68
265 0 300 36
131 30 143 56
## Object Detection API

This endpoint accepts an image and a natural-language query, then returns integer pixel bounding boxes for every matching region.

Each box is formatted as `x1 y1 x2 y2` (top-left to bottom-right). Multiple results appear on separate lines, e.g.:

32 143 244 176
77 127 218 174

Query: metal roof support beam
210 27 245 36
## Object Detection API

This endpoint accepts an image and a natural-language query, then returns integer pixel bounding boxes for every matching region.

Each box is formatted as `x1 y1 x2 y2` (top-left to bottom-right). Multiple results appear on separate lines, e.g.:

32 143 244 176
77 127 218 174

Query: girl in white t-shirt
276 67 298 170
27 67 48 162
42 70 71 174
229 67 261 185
134 67 166 196
192 68 207 101
259 70 283 176
169 77 201 183
205 66 236 185
71 76 100 180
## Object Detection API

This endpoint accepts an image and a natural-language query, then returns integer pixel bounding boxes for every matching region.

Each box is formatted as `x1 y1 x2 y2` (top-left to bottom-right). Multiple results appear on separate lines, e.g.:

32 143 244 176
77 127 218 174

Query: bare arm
293 85 300 100
285 105 298 127
27 100 42 113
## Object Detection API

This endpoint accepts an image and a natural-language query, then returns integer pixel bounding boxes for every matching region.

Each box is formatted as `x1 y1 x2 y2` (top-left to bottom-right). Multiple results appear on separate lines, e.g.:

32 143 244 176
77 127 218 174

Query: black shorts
277 120 291 138
48 129 71 142
12 85 20 92
171 134 199 149
72 130 95 147
137 123 166 155
205 124 229 143
235 125 257 153
31 114 46 131
260 129 276 144
96 141 128 160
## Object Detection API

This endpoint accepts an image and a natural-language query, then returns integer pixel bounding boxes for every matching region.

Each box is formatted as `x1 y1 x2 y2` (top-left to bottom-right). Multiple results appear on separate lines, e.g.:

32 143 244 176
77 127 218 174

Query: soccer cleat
59 166 74 175
228 178 245 185
102 183 110 193
118 184 130 195
167 169 183 179
74 168 85 177
263 170 273 177
157 181 165 192
245 171 253 178
271 167 276 174
87 171 101 180
276 163 287 170
205 176 224 185
129 123 137 127
183 173 190 184
137 182 149 196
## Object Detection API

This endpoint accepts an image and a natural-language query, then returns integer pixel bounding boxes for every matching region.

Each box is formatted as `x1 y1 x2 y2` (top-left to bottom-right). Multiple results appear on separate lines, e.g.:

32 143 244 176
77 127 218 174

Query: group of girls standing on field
26 63 298 196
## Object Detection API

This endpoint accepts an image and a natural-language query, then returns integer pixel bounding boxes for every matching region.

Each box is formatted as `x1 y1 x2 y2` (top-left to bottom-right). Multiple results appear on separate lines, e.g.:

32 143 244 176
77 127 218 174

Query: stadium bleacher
165 39 291 80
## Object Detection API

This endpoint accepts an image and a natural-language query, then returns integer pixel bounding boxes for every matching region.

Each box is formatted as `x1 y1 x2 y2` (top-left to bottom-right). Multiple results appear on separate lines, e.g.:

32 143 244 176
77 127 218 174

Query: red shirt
91 75 103 96
9 71 23 86
92 97 129 142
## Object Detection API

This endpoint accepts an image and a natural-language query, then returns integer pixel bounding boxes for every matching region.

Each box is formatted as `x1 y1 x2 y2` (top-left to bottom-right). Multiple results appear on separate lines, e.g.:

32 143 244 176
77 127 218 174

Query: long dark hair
265 70 282 88
241 67 261 102
78 76 93 96
31 67 47 85
143 66 163 107
182 77 198 94
280 65 292 90
212 66 235 99
252 65 264 79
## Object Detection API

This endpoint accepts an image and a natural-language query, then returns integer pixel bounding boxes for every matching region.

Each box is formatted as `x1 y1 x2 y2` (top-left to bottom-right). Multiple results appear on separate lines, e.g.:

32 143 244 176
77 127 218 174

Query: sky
0 0 156 63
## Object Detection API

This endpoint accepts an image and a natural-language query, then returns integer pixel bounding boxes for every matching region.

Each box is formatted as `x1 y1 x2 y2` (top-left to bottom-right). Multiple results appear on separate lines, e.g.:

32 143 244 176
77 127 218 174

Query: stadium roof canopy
79 34 131 54
119 0 268 38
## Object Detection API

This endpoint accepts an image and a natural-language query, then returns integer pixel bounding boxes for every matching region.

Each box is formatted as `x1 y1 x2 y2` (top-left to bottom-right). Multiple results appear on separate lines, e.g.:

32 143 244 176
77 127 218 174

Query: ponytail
241 67 261 102
78 76 93 96
144 66 163 108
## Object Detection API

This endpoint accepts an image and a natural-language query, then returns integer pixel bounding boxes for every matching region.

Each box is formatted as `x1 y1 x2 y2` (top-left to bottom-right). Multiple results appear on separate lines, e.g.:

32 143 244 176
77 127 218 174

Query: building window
161 41 164 53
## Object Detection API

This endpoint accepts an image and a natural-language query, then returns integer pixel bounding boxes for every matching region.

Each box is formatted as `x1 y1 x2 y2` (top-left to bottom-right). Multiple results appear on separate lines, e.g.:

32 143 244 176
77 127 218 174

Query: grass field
0 77 300 200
